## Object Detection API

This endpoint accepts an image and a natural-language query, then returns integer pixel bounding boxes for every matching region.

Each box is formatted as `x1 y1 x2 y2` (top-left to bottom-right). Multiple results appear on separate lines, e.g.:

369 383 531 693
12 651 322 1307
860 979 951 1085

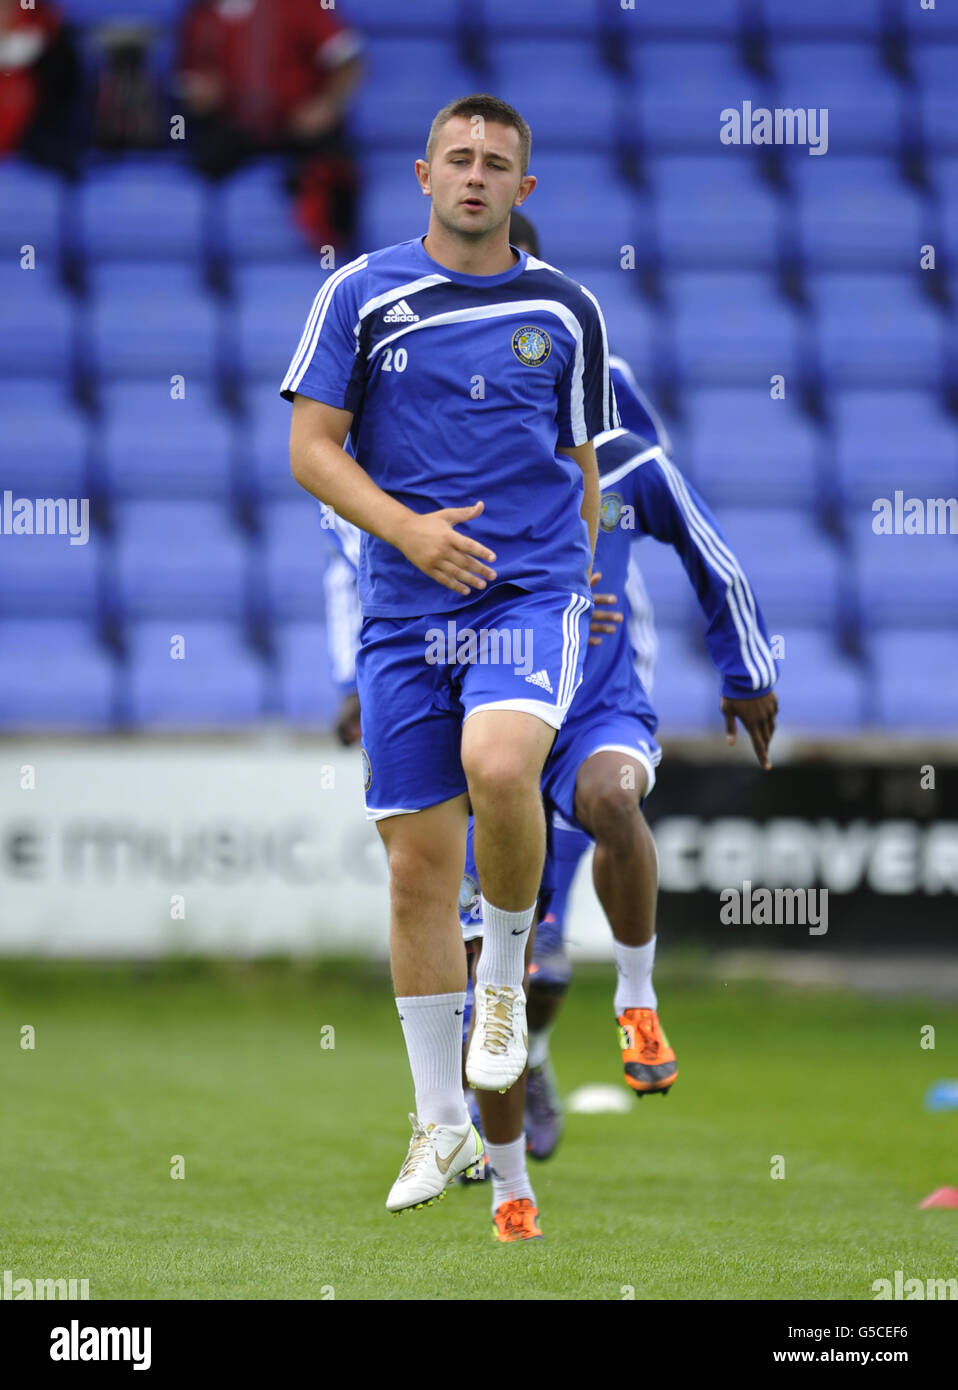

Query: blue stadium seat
643 625 721 732
615 0 745 35
0 620 115 731
77 159 205 262
87 261 205 300
244 383 299 500
510 154 639 264
913 41 958 153
342 0 462 31
350 39 480 149
0 265 74 378
668 272 804 386
98 384 236 500
124 619 268 729
771 629 866 731
476 0 605 35
216 161 316 263
233 262 333 382
756 0 887 36
0 160 63 265
59 0 187 22
871 630 958 730
649 156 783 268
0 391 88 497
770 41 904 154
0 377 71 409
274 620 342 726
110 501 248 619
898 0 958 33
710 507 844 631
0 526 101 618
684 388 822 509
811 273 945 387
256 499 332 621
358 156 432 251
833 389 958 508
630 41 773 151
937 156 958 263
87 278 219 381
792 157 931 269
851 526 958 630
489 40 623 149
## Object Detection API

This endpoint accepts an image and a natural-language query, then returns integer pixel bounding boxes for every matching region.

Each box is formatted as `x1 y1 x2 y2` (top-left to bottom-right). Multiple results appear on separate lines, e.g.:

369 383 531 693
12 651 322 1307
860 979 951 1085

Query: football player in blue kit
284 95 618 1217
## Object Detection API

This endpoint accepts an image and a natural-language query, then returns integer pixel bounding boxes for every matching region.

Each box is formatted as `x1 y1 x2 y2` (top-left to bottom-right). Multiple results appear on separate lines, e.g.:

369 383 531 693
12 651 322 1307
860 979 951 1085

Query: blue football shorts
541 697 662 839
356 583 592 821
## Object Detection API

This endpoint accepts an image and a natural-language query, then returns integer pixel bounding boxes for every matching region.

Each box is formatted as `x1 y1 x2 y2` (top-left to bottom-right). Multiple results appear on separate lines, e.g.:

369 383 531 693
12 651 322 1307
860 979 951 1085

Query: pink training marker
918 1187 958 1209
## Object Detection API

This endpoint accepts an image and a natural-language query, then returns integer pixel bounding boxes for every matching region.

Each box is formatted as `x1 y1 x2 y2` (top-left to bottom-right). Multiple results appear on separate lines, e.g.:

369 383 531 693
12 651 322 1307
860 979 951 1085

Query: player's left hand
588 570 623 647
720 691 778 770
334 692 362 747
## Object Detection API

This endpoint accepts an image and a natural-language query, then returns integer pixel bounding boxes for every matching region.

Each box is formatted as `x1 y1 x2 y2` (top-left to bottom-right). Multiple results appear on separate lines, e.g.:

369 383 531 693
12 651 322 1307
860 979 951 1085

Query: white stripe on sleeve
657 457 777 689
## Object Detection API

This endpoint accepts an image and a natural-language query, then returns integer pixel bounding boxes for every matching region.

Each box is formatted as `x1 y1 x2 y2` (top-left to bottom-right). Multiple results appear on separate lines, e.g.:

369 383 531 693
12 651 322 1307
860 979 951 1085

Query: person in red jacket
0 0 77 171
177 0 363 251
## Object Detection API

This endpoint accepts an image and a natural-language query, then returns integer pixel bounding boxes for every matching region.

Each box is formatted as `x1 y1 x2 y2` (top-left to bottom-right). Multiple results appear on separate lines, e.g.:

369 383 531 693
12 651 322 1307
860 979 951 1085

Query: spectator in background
177 0 363 252
0 0 78 172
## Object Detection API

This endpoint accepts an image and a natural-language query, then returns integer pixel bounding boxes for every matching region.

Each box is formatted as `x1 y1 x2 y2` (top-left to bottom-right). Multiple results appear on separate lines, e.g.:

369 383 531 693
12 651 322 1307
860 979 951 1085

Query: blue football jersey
583 427 779 718
281 238 616 618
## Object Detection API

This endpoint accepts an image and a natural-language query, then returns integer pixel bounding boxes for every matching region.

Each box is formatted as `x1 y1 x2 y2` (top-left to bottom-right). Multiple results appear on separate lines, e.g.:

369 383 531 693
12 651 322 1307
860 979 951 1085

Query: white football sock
395 993 469 1127
613 935 658 1014
487 1134 535 1211
527 1025 552 1070
475 895 535 990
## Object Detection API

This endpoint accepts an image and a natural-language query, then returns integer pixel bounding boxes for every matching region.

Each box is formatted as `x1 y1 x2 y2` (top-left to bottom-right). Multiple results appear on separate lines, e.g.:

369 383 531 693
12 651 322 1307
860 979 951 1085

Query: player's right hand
398 500 498 596
721 691 779 771
588 570 623 647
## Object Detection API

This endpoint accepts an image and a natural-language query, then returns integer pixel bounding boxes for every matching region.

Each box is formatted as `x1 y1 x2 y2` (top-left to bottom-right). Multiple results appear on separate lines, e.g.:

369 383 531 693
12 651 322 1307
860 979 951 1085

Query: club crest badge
600 491 624 531
511 325 552 366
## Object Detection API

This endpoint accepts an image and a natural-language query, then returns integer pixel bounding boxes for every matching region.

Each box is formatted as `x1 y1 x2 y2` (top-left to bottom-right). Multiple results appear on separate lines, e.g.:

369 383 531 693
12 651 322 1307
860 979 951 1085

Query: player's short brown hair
426 94 532 176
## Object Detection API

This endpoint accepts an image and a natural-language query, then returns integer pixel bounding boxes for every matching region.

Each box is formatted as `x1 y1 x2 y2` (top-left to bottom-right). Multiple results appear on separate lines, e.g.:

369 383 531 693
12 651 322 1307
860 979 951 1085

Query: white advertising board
0 739 611 959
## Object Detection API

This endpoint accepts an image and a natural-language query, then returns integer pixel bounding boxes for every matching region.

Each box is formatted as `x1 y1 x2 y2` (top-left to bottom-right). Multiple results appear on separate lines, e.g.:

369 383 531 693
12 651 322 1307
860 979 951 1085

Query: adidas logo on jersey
383 298 419 323
524 669 554 694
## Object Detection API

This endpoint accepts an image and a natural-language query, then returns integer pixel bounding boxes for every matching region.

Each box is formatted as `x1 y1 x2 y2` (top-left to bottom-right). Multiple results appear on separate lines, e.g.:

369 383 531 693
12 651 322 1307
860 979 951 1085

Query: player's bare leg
575 753 657 949
460 709 556 1092
574 751 677 1095
378 794 483 1212
381 793 471 997
467 937 543 1242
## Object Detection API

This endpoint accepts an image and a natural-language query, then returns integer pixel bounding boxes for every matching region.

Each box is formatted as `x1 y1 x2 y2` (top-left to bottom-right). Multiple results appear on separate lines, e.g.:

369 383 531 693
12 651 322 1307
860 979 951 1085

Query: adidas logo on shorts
524 669 554 694
383 298 419 323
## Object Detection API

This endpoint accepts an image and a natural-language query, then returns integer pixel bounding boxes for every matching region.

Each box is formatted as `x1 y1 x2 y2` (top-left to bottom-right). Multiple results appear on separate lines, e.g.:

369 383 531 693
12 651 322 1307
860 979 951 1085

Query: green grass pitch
2 959 955 1301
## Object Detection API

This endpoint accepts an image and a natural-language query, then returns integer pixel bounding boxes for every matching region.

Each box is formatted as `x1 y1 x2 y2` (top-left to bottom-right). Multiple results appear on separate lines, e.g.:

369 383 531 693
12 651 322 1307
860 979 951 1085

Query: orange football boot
492 1197 544 1242
617 1008 677 1095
